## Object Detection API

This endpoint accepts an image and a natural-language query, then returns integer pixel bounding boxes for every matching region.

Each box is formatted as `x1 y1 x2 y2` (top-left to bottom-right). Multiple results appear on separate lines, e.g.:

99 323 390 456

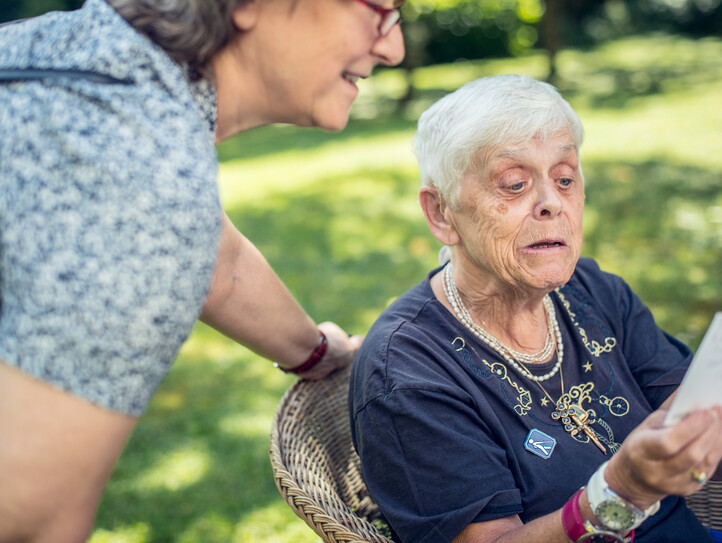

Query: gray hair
107 0 250 79
413 74 584 209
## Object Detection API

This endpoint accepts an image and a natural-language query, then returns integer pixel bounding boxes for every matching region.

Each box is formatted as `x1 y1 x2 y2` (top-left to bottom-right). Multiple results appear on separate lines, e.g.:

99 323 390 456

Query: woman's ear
419 186 460 247
231 0 261 31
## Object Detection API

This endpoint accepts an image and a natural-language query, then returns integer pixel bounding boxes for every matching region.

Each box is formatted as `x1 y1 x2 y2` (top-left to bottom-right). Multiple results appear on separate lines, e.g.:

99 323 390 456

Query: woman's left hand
294 321 364 380
605 405 722 509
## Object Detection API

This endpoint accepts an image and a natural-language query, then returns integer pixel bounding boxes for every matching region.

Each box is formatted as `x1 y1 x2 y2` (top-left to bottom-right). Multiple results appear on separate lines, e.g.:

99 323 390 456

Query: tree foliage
0 0 82 23
1 0 721 77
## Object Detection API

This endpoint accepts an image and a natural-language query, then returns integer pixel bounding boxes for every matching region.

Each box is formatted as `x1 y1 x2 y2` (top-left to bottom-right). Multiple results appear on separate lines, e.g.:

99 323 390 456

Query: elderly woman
0 0 403 540
349 74 722 543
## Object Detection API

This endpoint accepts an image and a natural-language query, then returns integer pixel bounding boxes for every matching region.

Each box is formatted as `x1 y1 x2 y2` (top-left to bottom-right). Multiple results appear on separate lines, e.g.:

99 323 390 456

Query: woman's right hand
291 321 363 380
605 405 722 510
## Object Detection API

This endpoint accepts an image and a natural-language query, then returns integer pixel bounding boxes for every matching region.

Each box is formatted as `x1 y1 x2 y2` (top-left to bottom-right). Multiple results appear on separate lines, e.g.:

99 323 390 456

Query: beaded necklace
442 263 563 382
442 264 607 454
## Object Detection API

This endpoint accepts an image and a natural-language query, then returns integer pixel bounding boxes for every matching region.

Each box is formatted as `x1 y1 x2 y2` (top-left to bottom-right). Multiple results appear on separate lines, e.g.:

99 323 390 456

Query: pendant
551 401 607 454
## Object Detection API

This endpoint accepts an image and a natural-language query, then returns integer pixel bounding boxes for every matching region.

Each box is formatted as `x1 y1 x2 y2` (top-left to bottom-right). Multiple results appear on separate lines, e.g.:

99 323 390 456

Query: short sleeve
617 281 691 409
353 337 523 543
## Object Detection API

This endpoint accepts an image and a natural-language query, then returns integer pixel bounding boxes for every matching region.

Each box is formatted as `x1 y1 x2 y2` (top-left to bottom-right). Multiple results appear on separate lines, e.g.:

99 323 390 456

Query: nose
534 178 563 219
371 24 405 66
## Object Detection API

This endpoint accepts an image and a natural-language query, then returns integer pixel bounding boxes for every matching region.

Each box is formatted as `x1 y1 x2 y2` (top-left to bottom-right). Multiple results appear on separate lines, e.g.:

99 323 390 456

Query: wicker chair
270 364 722 542
270 364 392 543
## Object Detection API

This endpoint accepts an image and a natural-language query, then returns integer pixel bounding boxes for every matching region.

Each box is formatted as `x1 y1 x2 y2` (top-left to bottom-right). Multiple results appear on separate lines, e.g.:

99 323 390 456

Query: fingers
296 322 364 380
348 333 364 350
637 408 719 461
687 406 722 489
610 406 722 504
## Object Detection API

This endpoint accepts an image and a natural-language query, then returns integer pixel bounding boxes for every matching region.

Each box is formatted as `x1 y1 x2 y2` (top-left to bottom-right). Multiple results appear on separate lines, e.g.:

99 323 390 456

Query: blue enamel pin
524 429 557 460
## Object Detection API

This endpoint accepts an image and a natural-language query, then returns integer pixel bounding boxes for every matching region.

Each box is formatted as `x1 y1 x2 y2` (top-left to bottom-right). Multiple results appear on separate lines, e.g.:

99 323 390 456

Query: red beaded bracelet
275 331 328 375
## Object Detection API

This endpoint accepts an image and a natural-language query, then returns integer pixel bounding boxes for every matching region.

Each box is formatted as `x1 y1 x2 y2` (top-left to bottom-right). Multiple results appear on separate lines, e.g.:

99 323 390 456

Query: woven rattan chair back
687 480 722 531
270 366 722 540
270 365 392 543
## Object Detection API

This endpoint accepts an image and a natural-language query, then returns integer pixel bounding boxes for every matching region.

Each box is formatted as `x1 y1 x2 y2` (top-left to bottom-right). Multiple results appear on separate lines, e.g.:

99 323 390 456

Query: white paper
665 312 722 426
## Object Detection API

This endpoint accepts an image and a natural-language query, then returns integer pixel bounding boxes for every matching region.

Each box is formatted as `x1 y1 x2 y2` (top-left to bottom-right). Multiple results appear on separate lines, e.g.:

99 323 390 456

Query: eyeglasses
351 0 401 37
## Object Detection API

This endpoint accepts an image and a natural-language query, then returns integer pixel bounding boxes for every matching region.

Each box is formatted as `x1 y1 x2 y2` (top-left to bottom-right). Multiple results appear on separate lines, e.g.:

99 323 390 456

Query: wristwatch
586 461 660 532
562 489 631 543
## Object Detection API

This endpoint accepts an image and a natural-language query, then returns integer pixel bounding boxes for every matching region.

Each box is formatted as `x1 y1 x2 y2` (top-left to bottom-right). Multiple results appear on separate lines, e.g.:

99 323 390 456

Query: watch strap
586 462 611 515
562 489 589 542
562 487 635 543
587 461 659 531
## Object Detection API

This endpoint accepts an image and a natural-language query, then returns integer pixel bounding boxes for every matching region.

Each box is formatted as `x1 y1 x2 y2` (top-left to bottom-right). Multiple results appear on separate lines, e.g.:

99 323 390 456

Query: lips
527 239 566 249
343 72 366 85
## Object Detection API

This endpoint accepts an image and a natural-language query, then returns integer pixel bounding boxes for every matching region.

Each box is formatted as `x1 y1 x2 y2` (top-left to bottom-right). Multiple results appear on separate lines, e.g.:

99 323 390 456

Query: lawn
90 33 722 542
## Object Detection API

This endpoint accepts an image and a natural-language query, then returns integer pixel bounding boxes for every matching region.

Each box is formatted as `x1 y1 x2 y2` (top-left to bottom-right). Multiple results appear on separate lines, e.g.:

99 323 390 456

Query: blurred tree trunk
541 0 561 83
397 18 430 109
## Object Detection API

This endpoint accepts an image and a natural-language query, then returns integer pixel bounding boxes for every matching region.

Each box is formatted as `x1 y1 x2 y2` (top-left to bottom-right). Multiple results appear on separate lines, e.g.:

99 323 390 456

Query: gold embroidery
483 360 533 416
452 336 532 416
555 287 576 320
578 328 617 357
556 289 617 358
560 382 596 414
595 418 622 453
599 395 630 417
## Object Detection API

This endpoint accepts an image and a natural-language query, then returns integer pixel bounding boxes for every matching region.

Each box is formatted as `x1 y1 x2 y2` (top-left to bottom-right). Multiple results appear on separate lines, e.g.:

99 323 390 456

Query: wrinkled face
448 131 585 296
251 0 405 131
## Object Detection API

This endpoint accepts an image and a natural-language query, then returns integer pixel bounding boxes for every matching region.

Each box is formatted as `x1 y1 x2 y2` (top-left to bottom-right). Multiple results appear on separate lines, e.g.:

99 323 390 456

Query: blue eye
558 178 573 187
509 182 524 191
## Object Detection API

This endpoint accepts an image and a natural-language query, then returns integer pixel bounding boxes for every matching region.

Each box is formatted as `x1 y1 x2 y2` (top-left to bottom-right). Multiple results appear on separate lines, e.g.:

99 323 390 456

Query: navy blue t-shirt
350 258 710 543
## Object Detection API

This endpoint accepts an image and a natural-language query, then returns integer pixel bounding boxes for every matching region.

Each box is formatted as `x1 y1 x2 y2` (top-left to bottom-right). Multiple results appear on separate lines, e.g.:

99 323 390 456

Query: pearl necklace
442 264 564 382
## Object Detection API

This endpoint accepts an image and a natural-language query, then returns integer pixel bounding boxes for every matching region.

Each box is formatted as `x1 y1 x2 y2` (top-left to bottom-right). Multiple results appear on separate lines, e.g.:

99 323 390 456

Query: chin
314 114 350 132
309 100 353 132
529 266 576 291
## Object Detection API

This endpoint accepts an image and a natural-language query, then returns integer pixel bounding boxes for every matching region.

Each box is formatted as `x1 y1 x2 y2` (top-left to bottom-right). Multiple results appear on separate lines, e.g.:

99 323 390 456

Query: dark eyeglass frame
351 0 402 37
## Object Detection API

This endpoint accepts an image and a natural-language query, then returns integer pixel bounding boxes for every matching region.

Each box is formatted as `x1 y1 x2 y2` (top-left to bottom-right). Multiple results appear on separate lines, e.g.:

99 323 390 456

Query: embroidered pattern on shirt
556 288 617 357
453 336 532 416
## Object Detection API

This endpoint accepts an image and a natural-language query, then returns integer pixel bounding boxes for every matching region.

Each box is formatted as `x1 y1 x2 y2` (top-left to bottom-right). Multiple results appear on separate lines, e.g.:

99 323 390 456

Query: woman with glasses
0 0 404 540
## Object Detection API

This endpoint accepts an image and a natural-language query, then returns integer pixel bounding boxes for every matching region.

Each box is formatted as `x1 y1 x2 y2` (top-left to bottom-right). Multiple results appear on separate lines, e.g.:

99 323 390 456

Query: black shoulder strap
0 68 131 85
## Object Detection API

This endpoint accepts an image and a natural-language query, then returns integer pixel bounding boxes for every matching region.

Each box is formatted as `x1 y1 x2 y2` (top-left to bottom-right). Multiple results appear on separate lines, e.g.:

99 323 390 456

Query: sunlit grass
92 34 722 542
90 524 151 543
134 445 210 492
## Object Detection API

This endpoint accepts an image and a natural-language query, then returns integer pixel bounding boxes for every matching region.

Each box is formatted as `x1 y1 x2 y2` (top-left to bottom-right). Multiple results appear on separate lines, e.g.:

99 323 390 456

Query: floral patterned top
0 0 222 415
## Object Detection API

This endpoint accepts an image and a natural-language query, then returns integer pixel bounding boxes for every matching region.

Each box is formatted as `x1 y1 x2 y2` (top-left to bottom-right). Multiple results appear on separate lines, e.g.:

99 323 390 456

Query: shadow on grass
582 159 721 348
93 348 291 542
223 167 437 333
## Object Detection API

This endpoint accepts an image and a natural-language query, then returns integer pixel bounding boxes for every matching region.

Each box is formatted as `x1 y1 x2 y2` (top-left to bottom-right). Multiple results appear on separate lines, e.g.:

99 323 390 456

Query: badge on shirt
524 429 557 459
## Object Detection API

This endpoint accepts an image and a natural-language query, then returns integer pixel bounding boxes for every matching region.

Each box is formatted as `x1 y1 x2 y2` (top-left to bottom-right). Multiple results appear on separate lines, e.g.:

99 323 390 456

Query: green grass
90 33 722 542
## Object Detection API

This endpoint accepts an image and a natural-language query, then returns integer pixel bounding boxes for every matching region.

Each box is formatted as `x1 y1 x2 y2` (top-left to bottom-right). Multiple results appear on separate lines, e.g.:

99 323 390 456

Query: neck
211 46 275 143
438 262 551 356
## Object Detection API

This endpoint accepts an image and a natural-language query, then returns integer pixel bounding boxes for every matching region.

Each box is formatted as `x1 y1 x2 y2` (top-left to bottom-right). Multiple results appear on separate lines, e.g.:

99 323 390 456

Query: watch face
596 500 634 531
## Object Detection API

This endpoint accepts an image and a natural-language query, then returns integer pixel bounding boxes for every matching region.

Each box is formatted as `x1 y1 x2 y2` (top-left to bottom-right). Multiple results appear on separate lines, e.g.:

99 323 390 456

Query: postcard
665 312 722 425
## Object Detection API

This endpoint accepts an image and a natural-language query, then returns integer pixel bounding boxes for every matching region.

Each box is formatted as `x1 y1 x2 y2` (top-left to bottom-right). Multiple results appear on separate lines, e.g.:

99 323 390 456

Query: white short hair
413 74 584 208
